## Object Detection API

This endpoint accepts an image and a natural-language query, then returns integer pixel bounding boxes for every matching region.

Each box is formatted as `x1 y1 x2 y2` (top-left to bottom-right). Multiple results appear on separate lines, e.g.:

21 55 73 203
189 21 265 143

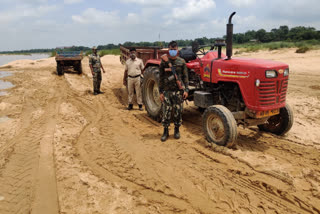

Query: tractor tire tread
202 105 237 148
142 66 162 122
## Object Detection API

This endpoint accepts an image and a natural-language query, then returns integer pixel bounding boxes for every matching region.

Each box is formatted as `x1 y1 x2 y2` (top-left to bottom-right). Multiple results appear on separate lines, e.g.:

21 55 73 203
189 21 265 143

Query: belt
128 74 140 78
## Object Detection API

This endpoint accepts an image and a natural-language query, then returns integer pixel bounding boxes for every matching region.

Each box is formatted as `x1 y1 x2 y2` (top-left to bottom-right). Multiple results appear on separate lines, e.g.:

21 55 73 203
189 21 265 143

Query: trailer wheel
76 63 82 74
57 63 63 75
258 104 294 135
142 66 162 122
203 105 237 148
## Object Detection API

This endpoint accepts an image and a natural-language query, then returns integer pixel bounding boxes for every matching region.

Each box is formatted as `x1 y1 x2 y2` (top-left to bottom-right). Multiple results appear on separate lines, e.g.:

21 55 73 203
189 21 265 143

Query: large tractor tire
57 63 63 75
258 103 294 135
142 66 162 122
203 105 238 148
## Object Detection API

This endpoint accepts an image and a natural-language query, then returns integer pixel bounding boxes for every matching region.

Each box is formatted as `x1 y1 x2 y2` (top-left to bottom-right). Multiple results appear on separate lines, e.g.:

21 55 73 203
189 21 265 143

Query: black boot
161 127 169 142
127 104 133 110
174 126 180 139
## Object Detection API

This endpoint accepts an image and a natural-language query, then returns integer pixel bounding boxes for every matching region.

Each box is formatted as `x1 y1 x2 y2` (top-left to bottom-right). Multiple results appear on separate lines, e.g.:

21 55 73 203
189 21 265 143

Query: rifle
161 54 184 91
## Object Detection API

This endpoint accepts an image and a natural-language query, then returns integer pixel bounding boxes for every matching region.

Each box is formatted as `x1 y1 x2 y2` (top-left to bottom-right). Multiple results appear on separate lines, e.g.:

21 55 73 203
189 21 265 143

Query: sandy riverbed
0 49 319 214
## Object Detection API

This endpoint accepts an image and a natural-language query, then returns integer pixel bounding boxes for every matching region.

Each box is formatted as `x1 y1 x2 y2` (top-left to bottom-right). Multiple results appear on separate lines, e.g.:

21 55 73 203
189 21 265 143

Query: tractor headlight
255 79 260 87
284 68 289 77
266 70 277 78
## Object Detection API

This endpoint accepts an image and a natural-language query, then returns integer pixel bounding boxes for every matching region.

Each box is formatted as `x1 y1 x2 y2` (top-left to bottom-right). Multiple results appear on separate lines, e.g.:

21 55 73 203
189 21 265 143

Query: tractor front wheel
258 104 294 135
202 105 238 148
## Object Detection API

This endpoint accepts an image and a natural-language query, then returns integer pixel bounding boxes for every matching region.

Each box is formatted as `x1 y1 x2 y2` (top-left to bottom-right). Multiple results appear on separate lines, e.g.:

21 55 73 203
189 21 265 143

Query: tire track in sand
0 107 60 213
0 74 64 214
188 139 320 213
70 89 319 213
60 71 197 212
126 107 320 213
74 97 197 213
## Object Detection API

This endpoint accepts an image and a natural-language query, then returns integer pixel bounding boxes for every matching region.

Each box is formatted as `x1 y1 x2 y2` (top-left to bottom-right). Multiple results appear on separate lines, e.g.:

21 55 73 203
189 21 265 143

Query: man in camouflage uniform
89 46 105 95
159 41 189 142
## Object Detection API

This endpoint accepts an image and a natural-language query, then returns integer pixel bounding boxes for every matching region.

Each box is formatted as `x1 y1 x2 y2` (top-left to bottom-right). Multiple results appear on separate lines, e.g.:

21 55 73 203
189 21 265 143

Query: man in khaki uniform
123 47 144 111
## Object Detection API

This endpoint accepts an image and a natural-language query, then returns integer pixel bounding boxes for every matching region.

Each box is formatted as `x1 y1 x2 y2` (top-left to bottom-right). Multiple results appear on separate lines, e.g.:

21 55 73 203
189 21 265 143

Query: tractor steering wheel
199 48 206 55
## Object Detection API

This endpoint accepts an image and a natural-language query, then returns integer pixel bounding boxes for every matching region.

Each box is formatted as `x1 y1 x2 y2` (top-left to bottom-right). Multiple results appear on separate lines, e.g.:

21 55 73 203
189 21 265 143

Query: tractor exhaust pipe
226 12 236 60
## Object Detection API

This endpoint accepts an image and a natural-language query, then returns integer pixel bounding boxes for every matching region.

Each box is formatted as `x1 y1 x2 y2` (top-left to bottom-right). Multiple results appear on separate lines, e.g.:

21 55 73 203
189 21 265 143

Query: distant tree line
0 48 54 54
121 25 320 47
178 26 320 46
232 26 320 44
0 25 319 54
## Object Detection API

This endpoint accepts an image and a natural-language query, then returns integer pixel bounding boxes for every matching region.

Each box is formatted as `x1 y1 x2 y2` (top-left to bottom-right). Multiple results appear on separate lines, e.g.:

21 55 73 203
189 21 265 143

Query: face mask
169 50 178 57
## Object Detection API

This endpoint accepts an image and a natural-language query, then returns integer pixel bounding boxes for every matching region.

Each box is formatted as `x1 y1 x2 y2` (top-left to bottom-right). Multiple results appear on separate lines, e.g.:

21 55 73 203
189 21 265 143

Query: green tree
256 29 267 42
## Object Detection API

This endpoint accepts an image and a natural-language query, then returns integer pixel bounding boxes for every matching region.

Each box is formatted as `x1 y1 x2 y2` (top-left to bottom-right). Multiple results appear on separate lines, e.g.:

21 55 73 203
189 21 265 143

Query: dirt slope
0 49 319 214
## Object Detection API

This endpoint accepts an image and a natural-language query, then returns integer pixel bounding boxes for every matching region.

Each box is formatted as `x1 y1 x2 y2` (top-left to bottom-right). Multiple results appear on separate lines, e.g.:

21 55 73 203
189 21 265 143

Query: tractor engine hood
218 57 289 71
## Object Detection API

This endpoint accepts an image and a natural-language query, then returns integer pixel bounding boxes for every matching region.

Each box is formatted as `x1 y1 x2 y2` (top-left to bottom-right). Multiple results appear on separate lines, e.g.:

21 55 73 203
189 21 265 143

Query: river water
0 71 14 96
0 54 49 96
0 53 50 66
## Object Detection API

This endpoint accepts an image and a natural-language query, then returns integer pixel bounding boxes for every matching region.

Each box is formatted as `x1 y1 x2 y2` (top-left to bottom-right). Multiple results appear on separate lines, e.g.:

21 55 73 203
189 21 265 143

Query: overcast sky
0 0 319 51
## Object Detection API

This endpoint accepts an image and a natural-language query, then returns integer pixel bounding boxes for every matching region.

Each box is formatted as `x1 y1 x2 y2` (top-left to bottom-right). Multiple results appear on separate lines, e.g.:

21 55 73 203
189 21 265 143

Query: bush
85 50 92 56
280 42 294 48
85 49 120 57
50 51 56 57
232 39 320 53
98 49 121 57
268 43 281 50
266 42 294 50
305 39 320 46
245 46 261 52
295 41 307 48
296 46 310 53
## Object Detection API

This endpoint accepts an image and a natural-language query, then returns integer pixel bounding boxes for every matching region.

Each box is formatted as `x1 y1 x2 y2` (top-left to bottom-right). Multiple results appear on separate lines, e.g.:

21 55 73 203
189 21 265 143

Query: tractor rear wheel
203 105 238 148
258 104 294 135
142 66 162 122
57 63 63 75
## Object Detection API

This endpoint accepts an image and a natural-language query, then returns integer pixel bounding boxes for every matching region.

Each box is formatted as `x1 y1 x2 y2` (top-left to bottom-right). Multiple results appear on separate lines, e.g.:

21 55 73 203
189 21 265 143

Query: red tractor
120 12 293 148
